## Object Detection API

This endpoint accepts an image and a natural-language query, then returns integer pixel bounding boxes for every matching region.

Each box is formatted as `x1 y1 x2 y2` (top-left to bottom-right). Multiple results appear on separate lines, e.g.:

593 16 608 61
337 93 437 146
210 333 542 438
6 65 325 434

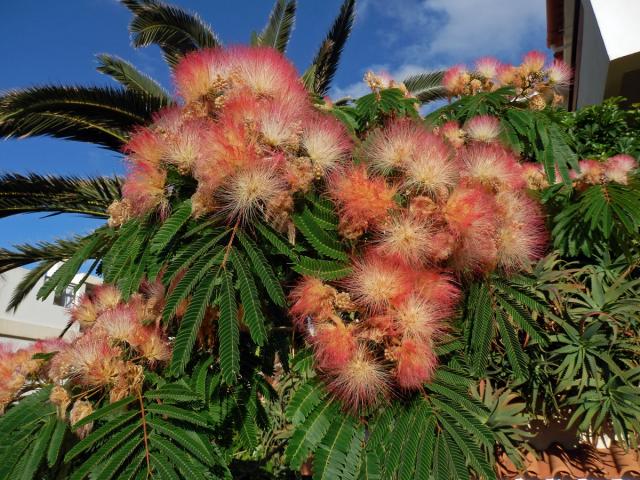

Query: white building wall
0 266 101 349
576 0 640 108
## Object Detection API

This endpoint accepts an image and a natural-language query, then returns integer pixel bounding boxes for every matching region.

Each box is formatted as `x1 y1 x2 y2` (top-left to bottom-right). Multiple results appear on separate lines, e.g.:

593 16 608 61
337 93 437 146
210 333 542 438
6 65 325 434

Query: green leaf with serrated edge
496 308 527 379
193 357 214 400
170 271 218 375
65 411 138 462
19 414 56 480
151 434 207 480
293 210 347 260
229 248 267 345
218 269 240 385
162 249 223 321
313 414 361 480
37 233 102 300
150 199 192 253
293 256 351 280
72 396 136 429
285 400 339 469
102 222 138 279
237 231 286 306
146 404 211 428
147 417 215 466
150 454 177 480
94 433 142 480
163 229 228 284
255 220 298 258
47 418 67 467
69 423 142 480
145 384 201 403
286 378 328 425
104 223 144 283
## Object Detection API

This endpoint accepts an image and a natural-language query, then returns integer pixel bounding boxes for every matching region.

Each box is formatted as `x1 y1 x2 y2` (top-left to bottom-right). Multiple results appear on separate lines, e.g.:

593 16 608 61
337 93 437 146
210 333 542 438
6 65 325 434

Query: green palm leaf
0 86 163 149
123 0 221 68
304 0 355 96
96 53 172 103
255 0 297 53
0 173 121 218
402 71 446 104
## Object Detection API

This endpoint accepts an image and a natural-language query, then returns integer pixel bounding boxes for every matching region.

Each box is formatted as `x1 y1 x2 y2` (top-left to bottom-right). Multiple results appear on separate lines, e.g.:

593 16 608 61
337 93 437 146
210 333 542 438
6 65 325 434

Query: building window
53 285 76 308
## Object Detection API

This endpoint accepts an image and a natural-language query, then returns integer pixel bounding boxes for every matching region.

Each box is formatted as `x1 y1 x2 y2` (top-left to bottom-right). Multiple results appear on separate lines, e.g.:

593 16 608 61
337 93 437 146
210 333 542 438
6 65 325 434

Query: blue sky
0 0 549 252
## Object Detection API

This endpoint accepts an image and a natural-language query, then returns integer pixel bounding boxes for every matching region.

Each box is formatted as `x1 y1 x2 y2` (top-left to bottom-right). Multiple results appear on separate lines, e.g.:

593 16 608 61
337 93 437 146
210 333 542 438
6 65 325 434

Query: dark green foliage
463 276 548 380
96 54 172 103
0 173 121 219
304 0 355 96
0 86 164 149
562 97 640 158
402 71 446 105
286 370 500 480
123 0 221 67
426 89 579 183
254 0 297 53
546 178 640 258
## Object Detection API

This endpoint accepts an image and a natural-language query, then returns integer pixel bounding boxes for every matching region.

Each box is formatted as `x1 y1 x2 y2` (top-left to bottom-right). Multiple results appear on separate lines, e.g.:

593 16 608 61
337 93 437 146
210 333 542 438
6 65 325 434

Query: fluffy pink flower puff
289 113 548 411
111 46 353 229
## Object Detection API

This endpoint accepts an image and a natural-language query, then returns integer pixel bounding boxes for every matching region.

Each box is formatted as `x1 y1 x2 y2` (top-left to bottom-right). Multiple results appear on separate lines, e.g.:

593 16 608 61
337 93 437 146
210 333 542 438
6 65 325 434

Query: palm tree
0 0 445 310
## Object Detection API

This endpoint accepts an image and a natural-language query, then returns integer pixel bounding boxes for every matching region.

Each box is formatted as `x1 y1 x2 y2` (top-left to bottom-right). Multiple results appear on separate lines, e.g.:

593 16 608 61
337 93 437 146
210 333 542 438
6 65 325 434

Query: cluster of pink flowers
0 338 65 414
108 46 352 232
0 282 170 436
523 154 638 191
290 114 547 411
443 51 572 108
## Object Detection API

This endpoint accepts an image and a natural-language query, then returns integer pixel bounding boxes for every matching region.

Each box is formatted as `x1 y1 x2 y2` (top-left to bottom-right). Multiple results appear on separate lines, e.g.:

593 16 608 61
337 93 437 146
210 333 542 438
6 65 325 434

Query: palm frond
402 71 447 105
305 0 355 96
123 0 221 68
0 232 108 273
0 229 111 311
0 86 164 149
96 54 172 103
0 173 122 219
255 0 297 53
6 260 58 312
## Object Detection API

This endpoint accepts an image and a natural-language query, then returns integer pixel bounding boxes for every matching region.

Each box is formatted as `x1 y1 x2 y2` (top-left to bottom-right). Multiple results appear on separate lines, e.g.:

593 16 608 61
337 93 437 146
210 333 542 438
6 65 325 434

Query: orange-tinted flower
301 113 352 175
328 165 397 231
124 128 164 166
459 143 525 191
439 120 466 148
174 48 233 103
326 345 389 412
373 214 437 266
122 161 167 216
217 164 285 222
547 59 572 86
289 277 337 326
393 338 437 389
443 65 469 95
604 154 637 185
391 295 442 341
520 50 546 75
464 115 501 143
475 57 500 79
344 254 413 312
312 322 357 371
495 191 547 272
362 118 424 174
402 131 458 199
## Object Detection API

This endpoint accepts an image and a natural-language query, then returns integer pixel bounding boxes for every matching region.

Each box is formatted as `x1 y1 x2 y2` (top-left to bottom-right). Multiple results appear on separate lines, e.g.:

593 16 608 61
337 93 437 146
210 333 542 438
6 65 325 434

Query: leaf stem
137 389 151 478
221 218 241 270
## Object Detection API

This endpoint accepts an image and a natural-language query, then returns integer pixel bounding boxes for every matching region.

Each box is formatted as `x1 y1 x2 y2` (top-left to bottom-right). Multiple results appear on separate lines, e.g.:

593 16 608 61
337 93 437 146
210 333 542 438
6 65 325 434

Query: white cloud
334 0 546 99
331 63 445 100
362 0 546 62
